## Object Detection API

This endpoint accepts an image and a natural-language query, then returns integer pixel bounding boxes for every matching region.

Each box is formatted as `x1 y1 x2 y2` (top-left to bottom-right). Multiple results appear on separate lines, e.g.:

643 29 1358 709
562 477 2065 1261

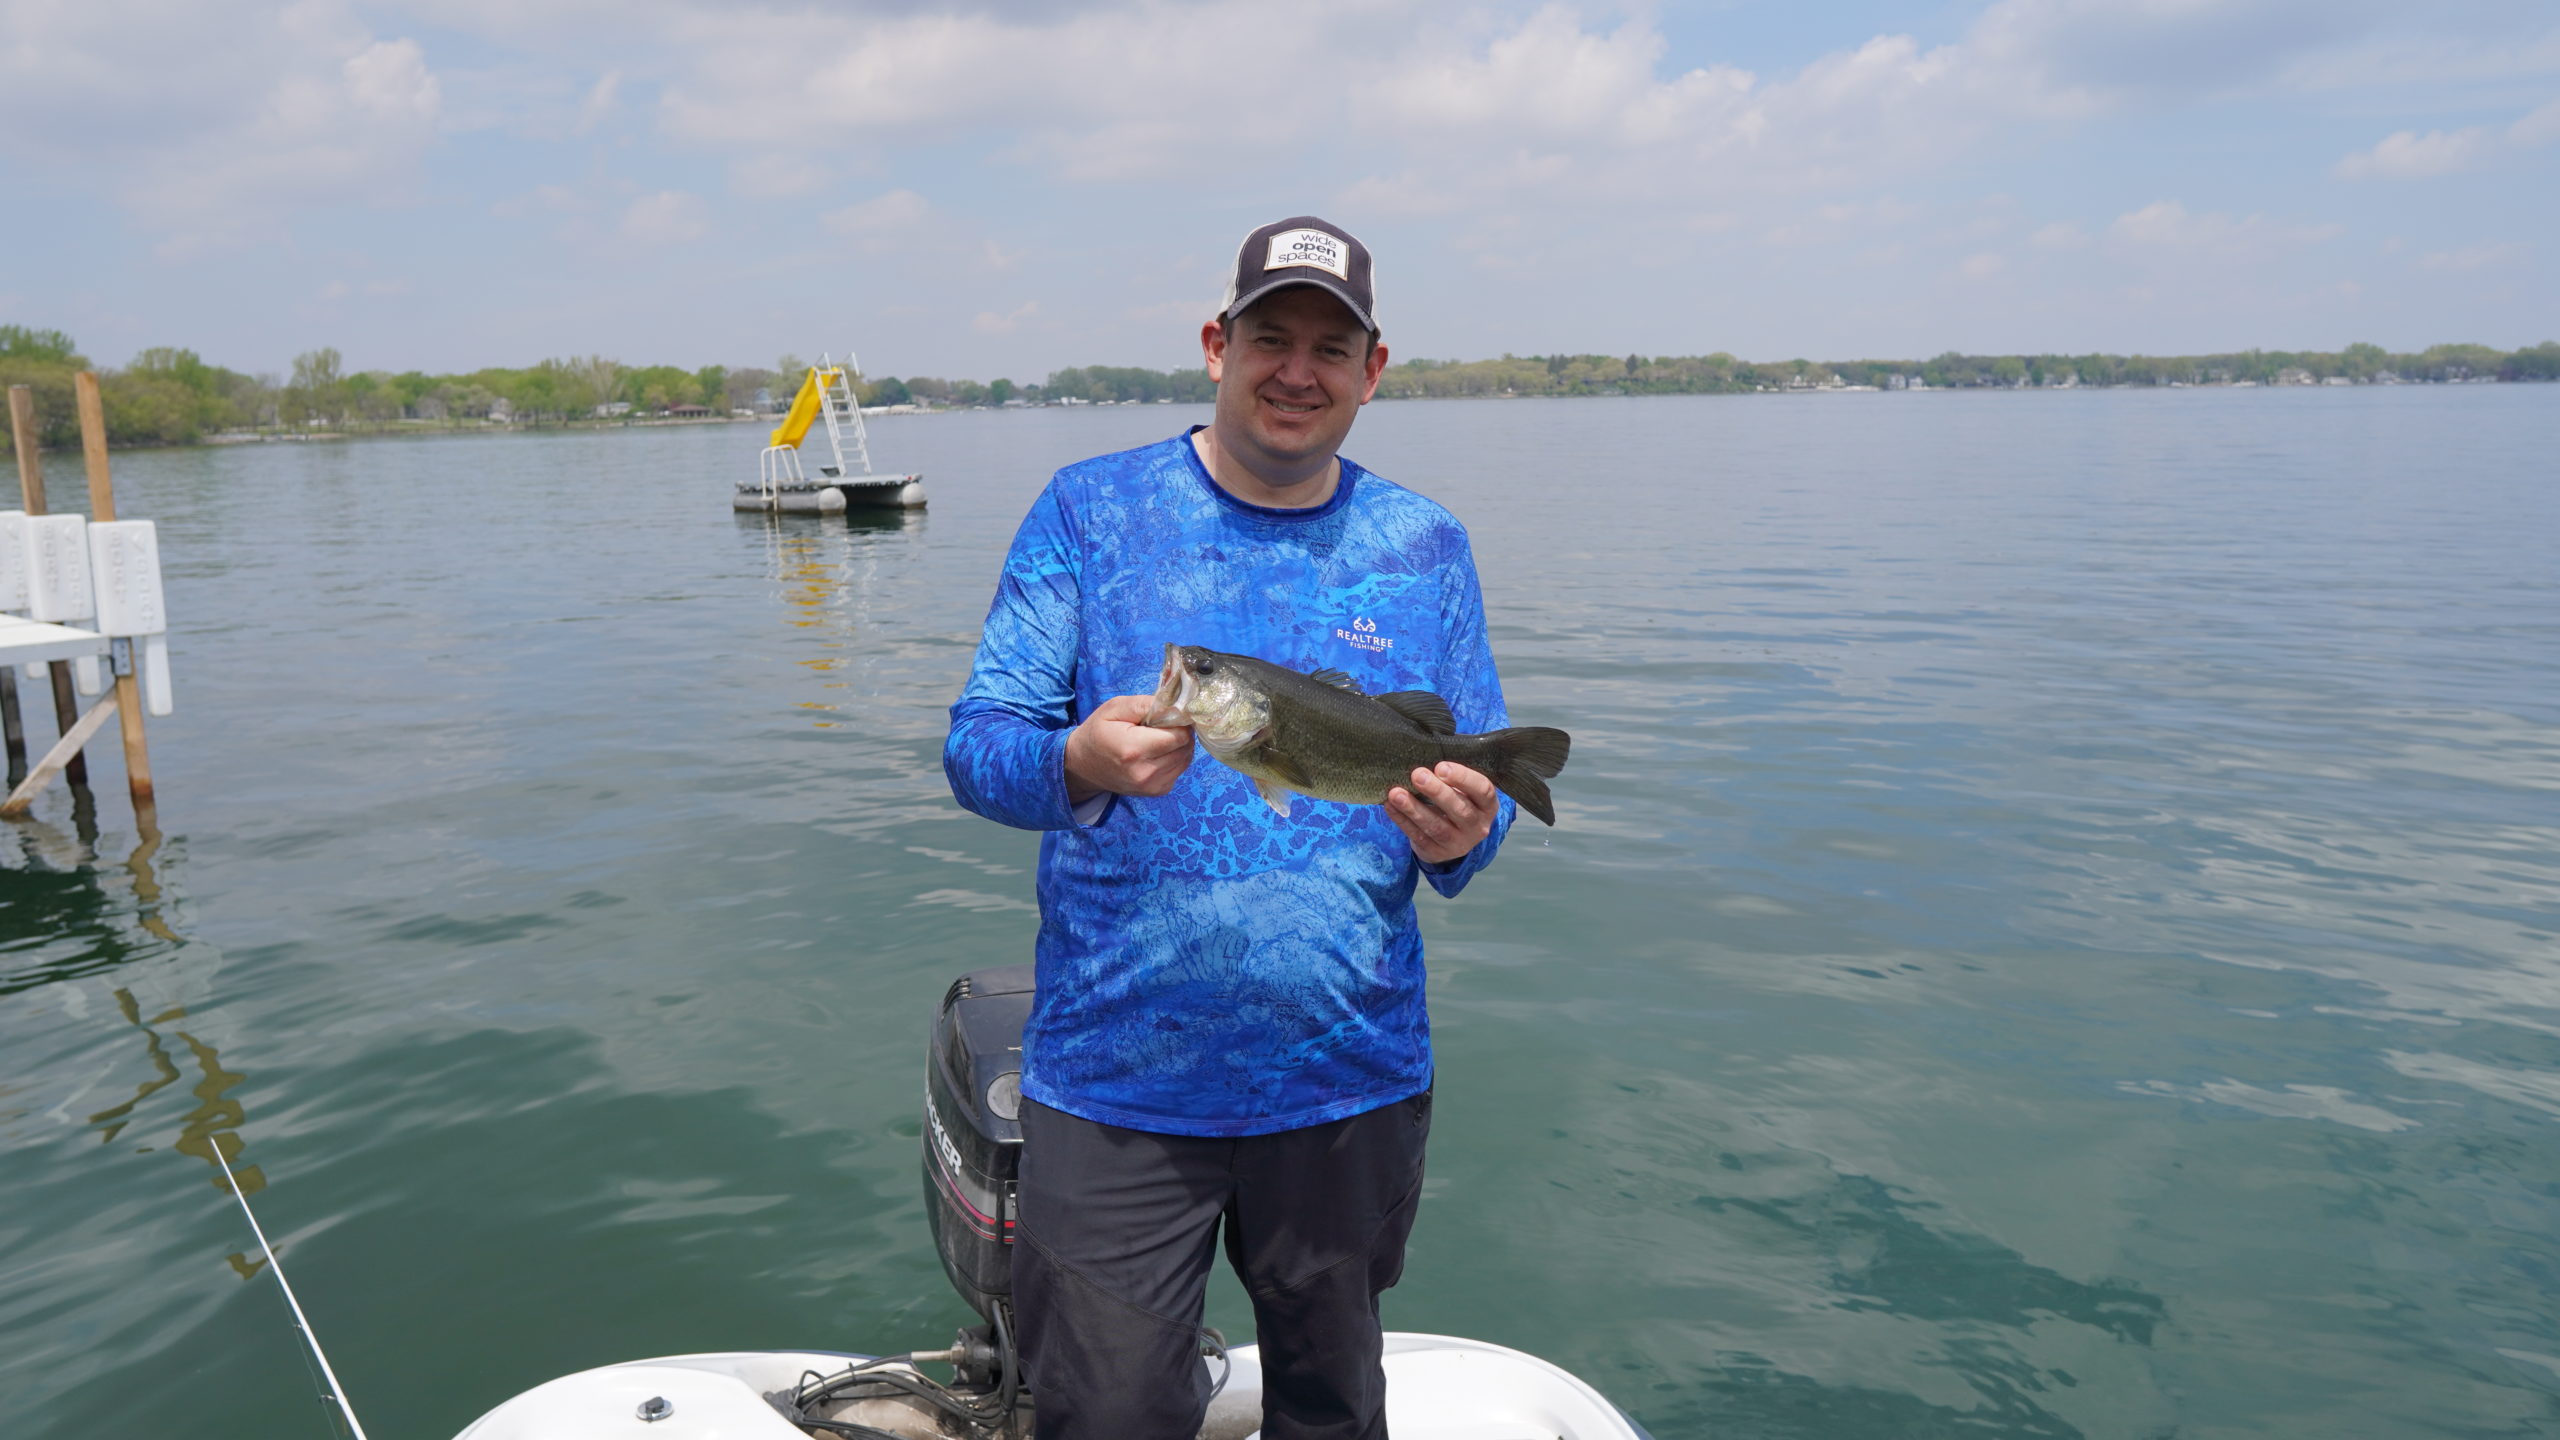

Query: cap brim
1220 275 1376 334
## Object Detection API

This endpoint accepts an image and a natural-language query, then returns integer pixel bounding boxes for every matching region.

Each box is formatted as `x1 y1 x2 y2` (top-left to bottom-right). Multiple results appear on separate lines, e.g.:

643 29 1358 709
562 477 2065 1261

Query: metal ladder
815 352 873 479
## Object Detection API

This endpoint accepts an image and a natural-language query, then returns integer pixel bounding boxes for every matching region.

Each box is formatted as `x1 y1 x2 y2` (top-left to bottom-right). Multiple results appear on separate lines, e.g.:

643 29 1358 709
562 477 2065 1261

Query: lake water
3 386 2557 1439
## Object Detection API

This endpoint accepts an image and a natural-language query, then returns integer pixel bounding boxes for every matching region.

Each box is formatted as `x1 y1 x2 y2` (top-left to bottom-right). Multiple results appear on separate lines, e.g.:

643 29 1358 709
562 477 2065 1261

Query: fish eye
1189 656 1215 674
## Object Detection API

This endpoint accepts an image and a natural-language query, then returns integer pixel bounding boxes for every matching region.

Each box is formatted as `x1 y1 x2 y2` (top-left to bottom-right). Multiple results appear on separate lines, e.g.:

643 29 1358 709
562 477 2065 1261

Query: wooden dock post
74 372 154 815
0 669 23 786
6 384 84 787
0 692 117 819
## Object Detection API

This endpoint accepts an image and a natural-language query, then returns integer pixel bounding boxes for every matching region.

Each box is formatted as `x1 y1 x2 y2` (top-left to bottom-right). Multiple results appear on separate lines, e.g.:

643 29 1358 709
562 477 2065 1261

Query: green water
3 388 2557 1438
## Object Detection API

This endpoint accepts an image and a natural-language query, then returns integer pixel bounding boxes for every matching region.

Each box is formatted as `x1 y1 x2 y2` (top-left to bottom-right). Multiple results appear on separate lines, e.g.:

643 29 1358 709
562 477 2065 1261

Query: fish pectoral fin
1308 668 1365 695
1257 746 1315 788
1252 777 1294 817
1373 690 1458 735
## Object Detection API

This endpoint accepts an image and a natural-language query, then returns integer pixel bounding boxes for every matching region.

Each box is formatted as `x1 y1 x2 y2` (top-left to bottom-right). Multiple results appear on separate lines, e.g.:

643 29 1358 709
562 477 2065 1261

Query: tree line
1375 341 2560 399
4 323 2553 450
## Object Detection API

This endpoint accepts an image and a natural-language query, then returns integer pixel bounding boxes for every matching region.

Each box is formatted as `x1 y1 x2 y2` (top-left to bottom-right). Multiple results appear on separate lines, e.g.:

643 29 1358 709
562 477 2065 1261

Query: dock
2 375 173 822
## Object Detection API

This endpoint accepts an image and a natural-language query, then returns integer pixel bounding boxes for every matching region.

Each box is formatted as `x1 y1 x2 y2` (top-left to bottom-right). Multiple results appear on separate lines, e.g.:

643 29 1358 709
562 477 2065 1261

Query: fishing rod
209 1137 372 1440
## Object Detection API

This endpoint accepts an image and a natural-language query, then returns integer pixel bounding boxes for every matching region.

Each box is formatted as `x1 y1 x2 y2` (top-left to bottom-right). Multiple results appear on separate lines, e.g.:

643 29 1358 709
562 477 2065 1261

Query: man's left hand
1387 762 1498 867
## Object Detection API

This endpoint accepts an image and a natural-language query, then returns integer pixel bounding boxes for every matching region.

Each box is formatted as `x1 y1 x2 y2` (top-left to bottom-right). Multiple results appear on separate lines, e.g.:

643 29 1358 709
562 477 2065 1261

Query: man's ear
1201 319 1228 383
1358 338 1389 405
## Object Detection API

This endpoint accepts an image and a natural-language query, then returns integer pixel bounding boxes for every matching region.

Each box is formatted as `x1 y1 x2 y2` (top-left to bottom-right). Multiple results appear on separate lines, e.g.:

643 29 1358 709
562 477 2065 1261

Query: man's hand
1065 694 1195 802
1387 762 1498 867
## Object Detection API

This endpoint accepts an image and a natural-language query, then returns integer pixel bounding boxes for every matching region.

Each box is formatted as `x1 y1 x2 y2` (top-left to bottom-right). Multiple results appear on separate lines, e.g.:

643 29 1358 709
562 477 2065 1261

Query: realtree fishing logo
1335 616 1394 653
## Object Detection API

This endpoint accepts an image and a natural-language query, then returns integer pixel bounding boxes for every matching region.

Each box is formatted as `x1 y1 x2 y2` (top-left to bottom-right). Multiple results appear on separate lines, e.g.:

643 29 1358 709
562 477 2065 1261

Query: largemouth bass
1145 643 1572 825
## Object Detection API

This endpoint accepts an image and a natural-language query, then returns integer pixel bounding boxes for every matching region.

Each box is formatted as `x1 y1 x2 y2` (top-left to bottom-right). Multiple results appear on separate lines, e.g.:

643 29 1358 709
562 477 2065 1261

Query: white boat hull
451 1332 1649 1439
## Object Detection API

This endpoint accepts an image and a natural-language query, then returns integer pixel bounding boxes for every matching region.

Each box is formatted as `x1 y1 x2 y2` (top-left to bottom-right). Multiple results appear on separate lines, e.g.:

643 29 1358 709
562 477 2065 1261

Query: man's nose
1271 344 1321 390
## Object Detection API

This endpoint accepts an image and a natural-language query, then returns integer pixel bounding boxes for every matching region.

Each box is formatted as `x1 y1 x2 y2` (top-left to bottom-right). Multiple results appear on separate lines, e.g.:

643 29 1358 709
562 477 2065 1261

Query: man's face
1201 287 1389 479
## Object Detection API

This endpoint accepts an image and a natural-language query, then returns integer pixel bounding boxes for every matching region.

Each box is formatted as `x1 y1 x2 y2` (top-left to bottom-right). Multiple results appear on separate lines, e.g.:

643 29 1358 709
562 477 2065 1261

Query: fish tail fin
1480 726 1571 826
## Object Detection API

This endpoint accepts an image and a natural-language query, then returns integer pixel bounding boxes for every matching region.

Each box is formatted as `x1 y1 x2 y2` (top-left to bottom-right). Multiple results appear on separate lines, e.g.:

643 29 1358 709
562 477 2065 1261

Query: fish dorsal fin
1308 668 1364 695
1373 690 1457 735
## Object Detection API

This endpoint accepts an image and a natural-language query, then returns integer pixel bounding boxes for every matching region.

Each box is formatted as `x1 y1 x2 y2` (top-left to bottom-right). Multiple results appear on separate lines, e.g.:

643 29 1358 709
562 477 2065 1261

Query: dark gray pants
1012 1091 1432 1440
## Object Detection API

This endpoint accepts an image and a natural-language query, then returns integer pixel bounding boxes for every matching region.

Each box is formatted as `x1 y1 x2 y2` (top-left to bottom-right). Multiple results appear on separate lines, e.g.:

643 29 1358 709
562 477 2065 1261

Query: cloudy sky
4 0 2554 380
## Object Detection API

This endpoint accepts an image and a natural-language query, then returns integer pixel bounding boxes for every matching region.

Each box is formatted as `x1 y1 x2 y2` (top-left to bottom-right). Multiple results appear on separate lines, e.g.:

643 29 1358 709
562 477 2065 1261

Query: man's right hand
1064 694 1195 802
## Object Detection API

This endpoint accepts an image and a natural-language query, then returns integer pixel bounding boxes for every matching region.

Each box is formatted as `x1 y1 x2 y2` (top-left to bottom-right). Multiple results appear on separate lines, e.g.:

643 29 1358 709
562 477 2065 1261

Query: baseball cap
1218 216 1376 334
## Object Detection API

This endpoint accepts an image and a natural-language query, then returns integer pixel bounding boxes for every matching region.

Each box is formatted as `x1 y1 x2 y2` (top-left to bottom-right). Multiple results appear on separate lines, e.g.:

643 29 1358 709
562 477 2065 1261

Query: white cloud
1332 172 1464 220
647 1 2098 207
731 153 828 199
2417 241 2527 272
1763 197 1924 247
314 277 410 302
1959 251 2008 278
9 0 2554 374
972 301 1040 334
631 0 2545 241
2276 21 2560 94
1378 6 1756 146
620 190 709 244
2512 96 2560 148
492 183 585 218
2335 126 2495 179
575 70 620 134
2337 96 2560 179
2107 200 2340 260
0 3 445 253
822 189 931 247
1965 0 2376 102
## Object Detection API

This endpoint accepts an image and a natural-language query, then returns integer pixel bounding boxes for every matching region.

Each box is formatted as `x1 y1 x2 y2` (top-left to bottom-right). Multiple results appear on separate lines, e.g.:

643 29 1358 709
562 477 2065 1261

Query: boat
738 354 925 514
448 968 1653 1439
451 1332 1648 1438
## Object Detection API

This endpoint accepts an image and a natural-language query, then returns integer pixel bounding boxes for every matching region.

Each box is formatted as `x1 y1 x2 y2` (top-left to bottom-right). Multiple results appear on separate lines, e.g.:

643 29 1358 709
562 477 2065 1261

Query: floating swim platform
743 352 927 514
733 472 926 514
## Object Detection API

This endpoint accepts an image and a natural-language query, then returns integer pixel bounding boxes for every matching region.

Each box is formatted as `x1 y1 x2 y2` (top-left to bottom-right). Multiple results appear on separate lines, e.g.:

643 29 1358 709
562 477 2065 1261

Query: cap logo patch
1264 228 1349 280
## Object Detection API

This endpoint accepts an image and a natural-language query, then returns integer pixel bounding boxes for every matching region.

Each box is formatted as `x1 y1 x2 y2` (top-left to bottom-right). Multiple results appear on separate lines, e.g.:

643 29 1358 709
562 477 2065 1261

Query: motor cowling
923 967 1033 1325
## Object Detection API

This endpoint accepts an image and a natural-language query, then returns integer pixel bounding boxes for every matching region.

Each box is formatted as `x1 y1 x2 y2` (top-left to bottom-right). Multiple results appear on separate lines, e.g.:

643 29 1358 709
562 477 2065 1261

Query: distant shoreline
66 372 2521 456
4 323 2552 452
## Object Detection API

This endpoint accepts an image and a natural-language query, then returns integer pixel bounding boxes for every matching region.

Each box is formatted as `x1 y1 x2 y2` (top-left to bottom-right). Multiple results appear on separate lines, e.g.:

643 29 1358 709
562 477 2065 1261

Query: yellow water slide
768 369 825 449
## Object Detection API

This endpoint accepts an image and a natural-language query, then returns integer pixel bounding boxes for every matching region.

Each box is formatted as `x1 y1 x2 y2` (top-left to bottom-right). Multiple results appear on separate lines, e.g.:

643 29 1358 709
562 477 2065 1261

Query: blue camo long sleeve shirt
944 430 1515 1137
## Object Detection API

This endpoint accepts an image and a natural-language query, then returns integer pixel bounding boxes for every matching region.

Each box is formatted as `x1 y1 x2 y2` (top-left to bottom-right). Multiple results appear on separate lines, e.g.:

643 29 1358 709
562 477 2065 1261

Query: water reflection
1699 1171 2164 1345
1 818 268 1272
1681 1352 2093 1440
0 805 130 996
745 509 927 730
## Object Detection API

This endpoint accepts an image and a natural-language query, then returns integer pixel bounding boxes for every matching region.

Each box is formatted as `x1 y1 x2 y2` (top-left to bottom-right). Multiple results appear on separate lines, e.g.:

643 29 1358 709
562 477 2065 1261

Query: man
944 216 1521 1440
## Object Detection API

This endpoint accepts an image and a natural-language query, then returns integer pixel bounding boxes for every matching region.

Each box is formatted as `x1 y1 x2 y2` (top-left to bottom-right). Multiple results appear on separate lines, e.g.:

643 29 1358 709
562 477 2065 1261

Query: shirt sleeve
1419 521 1515 898
944 481 1101 832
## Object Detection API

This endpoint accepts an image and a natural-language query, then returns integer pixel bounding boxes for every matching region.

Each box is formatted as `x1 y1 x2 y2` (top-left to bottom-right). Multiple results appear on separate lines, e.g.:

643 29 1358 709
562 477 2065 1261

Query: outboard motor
924 966 1033 1328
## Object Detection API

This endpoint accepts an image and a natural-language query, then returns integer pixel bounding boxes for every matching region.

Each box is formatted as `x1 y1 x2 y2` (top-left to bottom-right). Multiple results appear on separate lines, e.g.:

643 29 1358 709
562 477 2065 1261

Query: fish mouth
1145 643 1197 727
